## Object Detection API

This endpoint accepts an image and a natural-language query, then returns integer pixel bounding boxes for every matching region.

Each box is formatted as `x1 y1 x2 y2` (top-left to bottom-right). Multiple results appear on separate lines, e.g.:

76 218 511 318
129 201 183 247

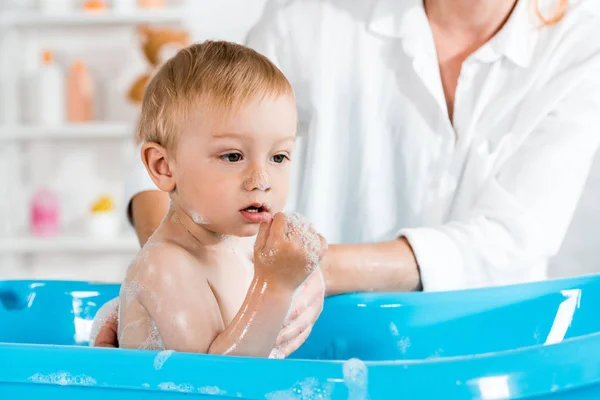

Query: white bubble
140 319 164 350
269 346 284 359
121 279 143 305
389 322 399 337
283 212 323 273
158 382 194 392
265 378 332 400
398 337 411 353
153 350 175 370
343 358 368 400
190 211 208 225
28 372 96 386
198 386 227 395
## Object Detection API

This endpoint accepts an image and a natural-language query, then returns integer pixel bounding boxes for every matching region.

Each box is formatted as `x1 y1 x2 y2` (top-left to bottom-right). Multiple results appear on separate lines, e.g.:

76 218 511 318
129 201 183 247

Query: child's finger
267 212 288 247
254 216 273 251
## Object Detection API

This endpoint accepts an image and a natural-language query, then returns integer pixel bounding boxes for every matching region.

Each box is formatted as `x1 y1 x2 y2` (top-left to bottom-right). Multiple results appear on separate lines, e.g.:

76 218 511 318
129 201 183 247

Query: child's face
171 94 297 237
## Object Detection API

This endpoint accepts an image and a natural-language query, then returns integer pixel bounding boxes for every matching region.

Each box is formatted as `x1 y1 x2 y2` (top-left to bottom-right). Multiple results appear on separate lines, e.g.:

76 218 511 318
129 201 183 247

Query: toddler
112 40 326 357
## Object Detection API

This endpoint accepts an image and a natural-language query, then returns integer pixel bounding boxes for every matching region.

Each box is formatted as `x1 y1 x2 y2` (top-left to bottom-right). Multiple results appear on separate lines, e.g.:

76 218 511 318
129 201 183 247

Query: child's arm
137 213 326 357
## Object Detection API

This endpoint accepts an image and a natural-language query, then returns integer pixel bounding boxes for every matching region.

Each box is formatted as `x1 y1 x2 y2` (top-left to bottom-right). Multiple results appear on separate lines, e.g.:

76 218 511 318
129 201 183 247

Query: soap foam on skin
190 211 208 225
283 212 323 272
245 169 269 191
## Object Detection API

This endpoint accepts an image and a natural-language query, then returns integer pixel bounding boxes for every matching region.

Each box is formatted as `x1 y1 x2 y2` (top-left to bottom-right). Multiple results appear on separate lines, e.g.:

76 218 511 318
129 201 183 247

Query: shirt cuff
398 226 466 292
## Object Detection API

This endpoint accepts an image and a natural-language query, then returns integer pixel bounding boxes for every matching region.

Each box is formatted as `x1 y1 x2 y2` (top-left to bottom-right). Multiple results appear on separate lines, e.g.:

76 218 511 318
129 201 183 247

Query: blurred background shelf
0 8 185 27
0 122 134 141
0 234 139 254
0 0 269 282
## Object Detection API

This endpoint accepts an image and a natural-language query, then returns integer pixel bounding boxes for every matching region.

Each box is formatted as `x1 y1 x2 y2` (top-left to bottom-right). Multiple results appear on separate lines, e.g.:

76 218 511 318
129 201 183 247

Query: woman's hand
90 297 119 348
270 268 326 358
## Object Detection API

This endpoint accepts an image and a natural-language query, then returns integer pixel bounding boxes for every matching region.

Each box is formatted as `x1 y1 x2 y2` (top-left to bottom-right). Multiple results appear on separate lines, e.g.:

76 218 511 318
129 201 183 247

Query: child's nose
243 169 270 191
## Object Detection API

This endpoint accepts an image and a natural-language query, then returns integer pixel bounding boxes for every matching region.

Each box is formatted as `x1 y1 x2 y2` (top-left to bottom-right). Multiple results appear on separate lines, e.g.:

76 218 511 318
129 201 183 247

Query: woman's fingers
93 323 119 348
274 324 314 359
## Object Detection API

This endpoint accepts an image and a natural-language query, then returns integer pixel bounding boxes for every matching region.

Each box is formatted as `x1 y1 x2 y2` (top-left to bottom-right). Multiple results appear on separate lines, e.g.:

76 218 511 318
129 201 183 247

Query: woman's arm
323 58 600 293
130 191 169 247
322 239 421 296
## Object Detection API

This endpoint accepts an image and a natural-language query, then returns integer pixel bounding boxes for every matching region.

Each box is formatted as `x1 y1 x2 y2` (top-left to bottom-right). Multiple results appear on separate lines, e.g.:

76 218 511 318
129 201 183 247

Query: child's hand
253 212 328 292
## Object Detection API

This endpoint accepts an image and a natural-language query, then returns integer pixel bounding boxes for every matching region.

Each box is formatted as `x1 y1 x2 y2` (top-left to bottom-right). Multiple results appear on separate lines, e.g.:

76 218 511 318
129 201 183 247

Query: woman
98 0 600 356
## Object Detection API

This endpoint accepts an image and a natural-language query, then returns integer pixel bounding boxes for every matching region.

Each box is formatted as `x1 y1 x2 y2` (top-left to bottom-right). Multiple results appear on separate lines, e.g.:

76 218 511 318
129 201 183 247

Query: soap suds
190 211 208 225
198 386 227 395
269 346 284 359
265 378 332 400
140 319 164 350
343 358 368 400
121 279 143 305
246 170 269 191
398 336 411 353
283 212 323 272
158 382 194 392
28 372 96 386
389 322 399 337
153 350 175 370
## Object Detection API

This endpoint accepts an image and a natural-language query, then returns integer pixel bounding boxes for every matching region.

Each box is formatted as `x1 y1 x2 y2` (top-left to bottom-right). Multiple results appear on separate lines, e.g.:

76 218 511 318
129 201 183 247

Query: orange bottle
66 60 94 123
138 0 164 8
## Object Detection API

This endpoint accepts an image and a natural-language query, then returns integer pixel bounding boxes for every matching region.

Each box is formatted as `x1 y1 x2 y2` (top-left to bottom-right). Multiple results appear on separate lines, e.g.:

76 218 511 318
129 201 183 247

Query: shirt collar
482 0 538 68
366 0 538 68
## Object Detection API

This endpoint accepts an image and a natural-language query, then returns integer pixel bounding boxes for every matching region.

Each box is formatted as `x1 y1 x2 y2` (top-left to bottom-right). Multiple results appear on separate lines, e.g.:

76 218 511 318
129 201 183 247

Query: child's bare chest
205 250 254 326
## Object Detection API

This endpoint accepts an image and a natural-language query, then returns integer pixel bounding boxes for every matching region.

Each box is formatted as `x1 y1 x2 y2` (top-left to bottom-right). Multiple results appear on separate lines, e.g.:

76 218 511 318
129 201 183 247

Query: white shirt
125 0 600 291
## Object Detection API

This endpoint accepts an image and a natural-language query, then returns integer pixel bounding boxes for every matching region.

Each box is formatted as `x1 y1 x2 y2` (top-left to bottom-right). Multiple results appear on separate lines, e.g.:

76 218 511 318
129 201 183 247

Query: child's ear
141 142 175 192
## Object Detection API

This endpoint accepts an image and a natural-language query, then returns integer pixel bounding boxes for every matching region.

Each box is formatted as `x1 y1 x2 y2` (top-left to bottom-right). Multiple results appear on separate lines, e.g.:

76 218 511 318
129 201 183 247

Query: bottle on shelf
66 60 95 123
30 187 60 237
82 0 107 12
32 50 66 126
138 0 164 8
88 195 120 239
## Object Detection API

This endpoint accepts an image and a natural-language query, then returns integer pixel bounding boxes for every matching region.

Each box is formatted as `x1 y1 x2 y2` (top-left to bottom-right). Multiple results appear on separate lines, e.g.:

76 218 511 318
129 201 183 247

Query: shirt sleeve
123 145 158 225
400 63 600 292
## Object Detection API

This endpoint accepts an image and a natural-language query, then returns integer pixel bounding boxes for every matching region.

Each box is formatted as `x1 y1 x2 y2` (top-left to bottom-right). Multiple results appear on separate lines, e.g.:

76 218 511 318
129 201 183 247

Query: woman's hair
535 0 568 26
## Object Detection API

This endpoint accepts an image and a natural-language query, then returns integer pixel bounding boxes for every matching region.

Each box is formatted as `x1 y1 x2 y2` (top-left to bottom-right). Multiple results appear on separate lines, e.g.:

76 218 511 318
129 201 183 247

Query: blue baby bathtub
1 274 600 399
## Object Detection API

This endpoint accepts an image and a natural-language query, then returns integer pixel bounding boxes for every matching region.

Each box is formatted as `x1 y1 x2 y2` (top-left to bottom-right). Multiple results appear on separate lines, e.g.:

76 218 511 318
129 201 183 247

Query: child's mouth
240 203 270 223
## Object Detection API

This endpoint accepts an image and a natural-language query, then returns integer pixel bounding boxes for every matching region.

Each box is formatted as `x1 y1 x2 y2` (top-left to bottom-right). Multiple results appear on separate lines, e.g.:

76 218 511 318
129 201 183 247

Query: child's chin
234 225 261 237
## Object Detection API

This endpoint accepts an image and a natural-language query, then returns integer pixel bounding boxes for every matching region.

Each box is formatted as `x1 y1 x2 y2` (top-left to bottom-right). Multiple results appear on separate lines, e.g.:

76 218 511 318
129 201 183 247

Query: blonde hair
136 40 294 150
535 0 568 26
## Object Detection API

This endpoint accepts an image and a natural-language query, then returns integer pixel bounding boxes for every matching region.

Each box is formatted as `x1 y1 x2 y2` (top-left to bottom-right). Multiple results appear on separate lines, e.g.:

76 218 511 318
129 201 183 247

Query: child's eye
271 154 288 164
221 153 242 162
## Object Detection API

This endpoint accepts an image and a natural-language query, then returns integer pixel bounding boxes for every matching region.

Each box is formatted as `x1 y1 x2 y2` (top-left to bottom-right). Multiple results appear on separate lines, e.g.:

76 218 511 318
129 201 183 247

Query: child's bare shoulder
126 238 208 290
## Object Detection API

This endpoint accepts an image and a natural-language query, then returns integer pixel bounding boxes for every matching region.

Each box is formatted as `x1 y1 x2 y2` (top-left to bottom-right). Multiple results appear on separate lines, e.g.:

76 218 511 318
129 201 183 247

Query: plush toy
127 25 190 104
